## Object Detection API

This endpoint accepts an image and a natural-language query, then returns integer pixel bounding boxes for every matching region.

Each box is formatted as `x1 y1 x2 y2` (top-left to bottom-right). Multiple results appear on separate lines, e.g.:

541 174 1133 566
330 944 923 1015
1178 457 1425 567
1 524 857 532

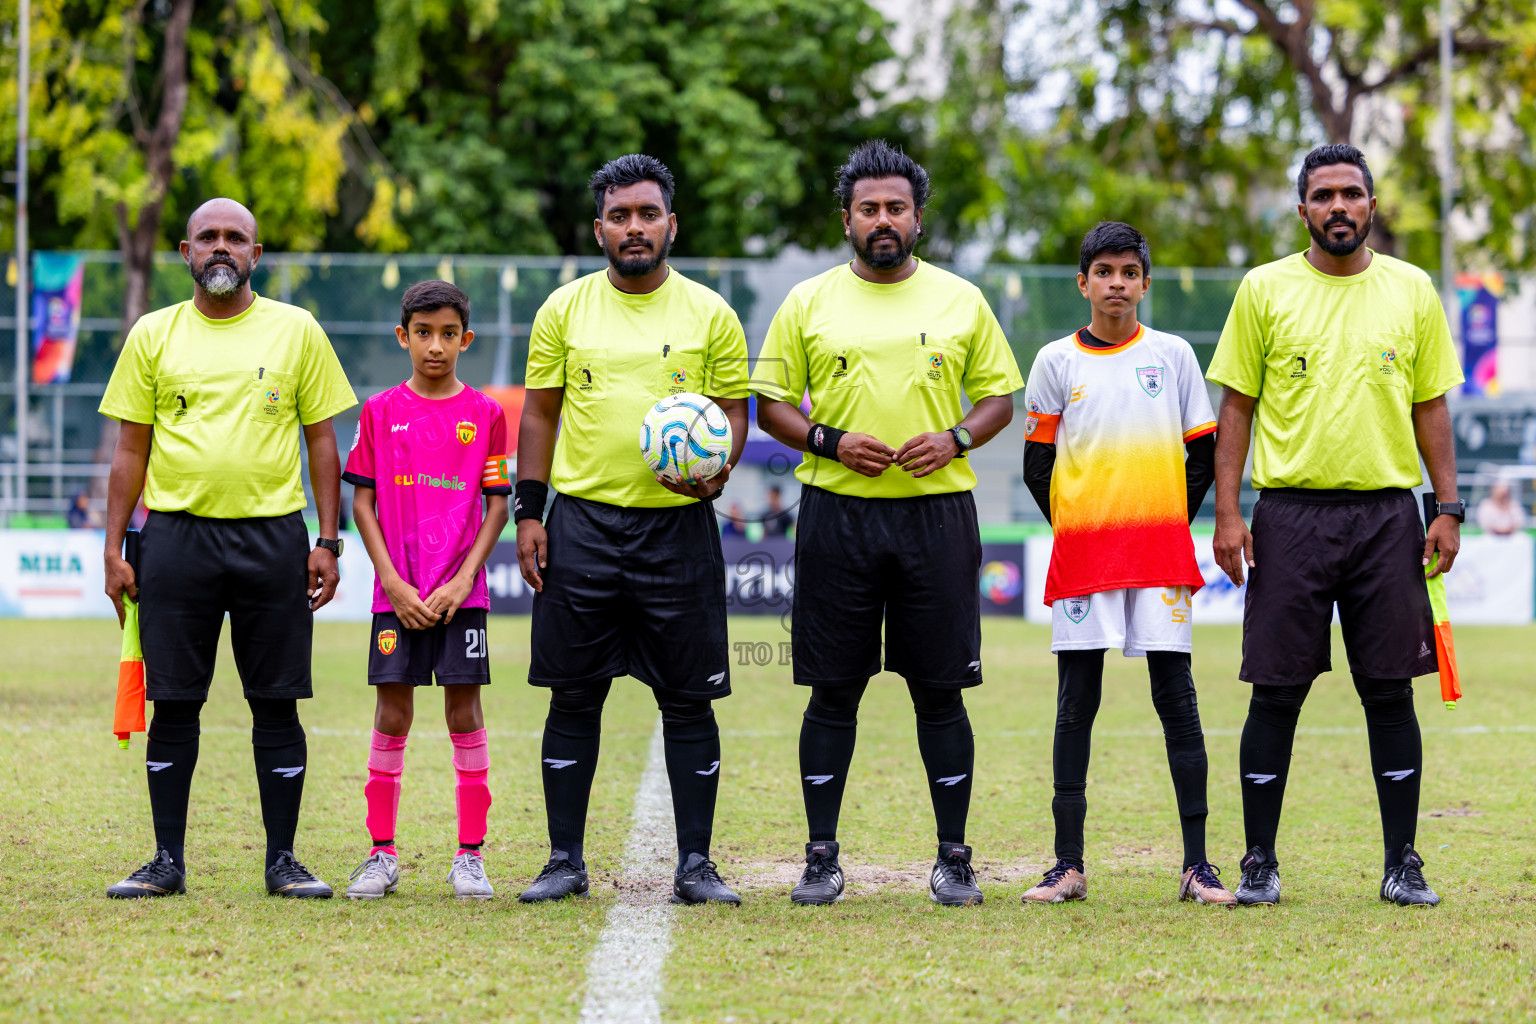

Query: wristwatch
949 425 973 457
1428 499 1466 524
315 537 345 557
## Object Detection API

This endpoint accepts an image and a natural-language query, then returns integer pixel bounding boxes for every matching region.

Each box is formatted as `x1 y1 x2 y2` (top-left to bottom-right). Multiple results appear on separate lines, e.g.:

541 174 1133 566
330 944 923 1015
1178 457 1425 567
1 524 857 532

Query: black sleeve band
1184 432 1216 523
342 471 376 490
514 479 550 523
806 423 846 463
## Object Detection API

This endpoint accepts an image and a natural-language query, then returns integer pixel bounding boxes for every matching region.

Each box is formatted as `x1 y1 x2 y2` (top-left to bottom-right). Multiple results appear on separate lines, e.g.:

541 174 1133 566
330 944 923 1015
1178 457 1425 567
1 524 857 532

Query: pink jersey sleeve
343 397 379 488
481 402 512 495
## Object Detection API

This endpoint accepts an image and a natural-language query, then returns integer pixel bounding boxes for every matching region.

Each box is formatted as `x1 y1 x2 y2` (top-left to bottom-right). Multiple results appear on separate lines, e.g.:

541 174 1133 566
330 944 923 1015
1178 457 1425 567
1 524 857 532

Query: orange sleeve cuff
481 455 512 489
1183 422 1217 442
1025 412 1061 443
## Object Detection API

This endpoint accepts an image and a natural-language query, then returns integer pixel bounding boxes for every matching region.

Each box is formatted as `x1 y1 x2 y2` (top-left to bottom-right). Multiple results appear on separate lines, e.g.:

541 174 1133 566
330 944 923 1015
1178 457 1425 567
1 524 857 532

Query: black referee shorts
792 486 983 689
1241 488 1438 686
137 510 314 701
528 494 730 698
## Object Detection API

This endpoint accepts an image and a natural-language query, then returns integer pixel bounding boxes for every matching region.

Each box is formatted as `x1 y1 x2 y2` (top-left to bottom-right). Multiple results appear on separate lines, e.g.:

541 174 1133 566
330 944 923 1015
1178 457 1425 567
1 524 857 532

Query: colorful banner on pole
1457 272 1502 397
31 252 85 385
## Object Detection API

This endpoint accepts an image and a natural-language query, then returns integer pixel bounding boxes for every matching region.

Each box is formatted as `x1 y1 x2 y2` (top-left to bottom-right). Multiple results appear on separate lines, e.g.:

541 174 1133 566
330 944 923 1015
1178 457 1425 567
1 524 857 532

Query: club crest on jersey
456 420 477 445
1064 596 1091 623
1136 365 1165 397
377 630 398 655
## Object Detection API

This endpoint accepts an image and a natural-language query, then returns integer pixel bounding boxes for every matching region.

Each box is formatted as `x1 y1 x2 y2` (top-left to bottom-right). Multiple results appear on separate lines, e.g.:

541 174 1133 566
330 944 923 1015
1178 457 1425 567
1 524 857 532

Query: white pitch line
579 717 676 1024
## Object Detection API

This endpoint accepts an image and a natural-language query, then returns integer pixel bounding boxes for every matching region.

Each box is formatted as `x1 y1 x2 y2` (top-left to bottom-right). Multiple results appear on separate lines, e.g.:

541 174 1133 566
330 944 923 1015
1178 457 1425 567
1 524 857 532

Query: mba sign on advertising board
0 531 108 617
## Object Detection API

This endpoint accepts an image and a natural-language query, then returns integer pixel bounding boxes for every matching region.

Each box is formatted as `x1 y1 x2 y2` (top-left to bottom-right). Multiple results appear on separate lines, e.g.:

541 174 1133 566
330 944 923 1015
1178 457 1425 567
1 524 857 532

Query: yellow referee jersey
99 295 357 519
752 260 1024 498
1207 252 1463 490
525 269 751 508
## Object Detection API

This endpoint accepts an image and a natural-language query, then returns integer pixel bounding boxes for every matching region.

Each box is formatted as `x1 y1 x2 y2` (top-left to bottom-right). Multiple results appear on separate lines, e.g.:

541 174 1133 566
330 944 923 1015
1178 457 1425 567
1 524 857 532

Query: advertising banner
30 252 85 385
1458 272 1502 397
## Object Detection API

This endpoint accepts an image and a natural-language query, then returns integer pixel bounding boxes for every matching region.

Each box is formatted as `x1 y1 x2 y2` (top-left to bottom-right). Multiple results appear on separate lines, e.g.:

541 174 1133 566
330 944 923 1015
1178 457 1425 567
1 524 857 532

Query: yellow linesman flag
114 597 147 748
1425 555 1461 711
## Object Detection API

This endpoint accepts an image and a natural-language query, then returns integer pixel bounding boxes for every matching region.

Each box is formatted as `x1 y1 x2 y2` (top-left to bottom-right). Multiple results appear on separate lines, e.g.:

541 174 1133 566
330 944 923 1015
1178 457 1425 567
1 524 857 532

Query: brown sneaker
1179 862 1236 905
1022 860 1087 903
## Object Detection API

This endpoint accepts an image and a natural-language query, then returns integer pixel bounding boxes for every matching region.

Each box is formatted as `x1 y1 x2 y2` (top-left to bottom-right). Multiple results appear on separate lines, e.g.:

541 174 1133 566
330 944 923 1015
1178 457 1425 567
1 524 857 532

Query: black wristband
806 423 846 463
513 480 549 523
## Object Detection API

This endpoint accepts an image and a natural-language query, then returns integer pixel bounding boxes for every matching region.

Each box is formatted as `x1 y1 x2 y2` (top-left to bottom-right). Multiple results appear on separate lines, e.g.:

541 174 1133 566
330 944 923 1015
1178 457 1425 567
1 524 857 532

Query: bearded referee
514 154 749 905
100 198 357 899
754 141 1023 907
1209 145 1464 908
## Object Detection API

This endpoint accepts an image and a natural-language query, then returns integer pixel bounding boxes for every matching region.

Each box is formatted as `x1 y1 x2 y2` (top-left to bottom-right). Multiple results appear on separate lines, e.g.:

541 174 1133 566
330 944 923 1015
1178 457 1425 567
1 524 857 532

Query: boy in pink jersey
340 281 512 899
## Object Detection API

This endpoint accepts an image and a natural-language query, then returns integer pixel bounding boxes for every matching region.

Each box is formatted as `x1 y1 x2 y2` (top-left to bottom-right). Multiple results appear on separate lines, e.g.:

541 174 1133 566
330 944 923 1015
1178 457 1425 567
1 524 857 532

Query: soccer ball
639 393 732 485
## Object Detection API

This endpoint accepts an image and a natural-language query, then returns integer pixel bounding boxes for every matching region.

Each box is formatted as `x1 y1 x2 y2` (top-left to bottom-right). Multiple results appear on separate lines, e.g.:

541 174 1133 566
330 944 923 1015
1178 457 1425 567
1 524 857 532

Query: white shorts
1051 586 1195 656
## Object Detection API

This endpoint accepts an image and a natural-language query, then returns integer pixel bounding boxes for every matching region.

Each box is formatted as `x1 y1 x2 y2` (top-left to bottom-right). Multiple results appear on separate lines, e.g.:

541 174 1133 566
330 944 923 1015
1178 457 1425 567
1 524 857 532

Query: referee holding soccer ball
754 141 1023 907
514 154 749 906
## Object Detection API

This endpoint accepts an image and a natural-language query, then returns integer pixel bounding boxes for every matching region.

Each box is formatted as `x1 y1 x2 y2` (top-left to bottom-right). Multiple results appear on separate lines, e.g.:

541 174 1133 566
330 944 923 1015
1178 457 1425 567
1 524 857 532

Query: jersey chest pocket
658 352 705 396
155 373 204 428
912 335 957 390
1356 332 1411 389
248 370 298 426
1266 337 1322 390
567 348 608 399
813 339 863 390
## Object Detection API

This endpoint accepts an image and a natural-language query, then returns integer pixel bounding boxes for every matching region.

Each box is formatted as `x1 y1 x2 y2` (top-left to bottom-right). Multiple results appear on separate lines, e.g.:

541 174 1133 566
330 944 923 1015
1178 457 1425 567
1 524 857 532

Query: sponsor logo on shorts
377 629 398 655
1136 365 1165 397
1419 641 1432 659
1064 596 1091 623
456 420 477 445
708 671 726 686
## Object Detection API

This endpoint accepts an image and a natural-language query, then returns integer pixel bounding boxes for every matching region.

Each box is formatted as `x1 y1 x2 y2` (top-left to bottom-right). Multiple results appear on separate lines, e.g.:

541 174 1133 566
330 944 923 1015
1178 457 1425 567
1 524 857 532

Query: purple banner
30 252 84 385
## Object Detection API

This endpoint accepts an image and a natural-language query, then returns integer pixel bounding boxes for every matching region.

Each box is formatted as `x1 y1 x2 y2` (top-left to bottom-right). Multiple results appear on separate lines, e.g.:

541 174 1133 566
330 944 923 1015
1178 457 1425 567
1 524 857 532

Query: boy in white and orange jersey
1019 222 1233 906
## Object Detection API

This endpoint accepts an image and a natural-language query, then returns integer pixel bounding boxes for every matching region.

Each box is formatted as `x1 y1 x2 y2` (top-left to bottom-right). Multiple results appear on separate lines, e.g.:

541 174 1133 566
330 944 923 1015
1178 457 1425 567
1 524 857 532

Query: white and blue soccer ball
639 392 732 485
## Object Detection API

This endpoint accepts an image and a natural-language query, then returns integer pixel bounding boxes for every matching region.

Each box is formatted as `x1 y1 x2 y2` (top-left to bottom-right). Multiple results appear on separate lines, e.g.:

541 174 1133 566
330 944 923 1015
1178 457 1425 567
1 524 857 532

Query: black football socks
908 681 975 846
1239 682 1310 865
1051 650 1104 869
248 698 307 870
799 685 864 842
1147 651 1210 870
540 684 608 866
145 699 204 872
1355 675 1422 870
658 697 721 866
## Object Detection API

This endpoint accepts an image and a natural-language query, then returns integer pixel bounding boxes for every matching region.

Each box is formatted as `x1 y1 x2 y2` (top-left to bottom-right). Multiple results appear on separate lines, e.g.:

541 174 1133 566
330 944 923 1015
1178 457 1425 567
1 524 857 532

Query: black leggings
1051 650 1209 869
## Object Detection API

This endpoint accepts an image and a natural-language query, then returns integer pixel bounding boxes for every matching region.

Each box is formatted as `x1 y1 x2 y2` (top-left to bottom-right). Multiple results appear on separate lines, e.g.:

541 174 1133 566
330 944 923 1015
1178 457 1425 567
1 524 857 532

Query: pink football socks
364 730 408 856
451 729 493 853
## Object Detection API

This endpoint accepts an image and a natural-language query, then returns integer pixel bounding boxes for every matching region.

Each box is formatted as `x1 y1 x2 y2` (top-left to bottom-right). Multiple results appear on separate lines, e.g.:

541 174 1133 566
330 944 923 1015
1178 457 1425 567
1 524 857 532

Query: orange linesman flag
114 596 146 748
1425 555 1461 710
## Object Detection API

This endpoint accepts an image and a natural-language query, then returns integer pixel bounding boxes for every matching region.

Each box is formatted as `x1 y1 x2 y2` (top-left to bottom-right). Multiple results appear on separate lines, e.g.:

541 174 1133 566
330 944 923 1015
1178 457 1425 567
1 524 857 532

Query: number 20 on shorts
465 628 488 659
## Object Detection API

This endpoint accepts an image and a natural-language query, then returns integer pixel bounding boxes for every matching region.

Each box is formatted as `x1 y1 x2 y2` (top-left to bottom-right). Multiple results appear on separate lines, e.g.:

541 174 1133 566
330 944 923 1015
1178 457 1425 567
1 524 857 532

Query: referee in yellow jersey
754 141 1024 907
99 199 357 899
1209 145 1464 908
514 155 749 906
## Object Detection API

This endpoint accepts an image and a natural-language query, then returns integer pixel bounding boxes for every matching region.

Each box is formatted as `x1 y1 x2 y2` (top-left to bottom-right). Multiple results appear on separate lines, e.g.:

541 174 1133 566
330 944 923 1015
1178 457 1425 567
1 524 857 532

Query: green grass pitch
2 617 1533 1022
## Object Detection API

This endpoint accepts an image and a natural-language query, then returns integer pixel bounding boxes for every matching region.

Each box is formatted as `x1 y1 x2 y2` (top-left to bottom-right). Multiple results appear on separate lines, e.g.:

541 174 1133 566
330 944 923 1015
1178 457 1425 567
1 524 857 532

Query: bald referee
1209 145 1464 908
514 154 749 906
754 141 1023 907
100 199 357 899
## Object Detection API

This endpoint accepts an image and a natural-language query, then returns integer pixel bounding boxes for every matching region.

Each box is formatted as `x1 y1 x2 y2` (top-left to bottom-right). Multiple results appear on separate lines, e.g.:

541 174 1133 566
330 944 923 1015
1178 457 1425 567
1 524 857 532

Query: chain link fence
0 251 1255 521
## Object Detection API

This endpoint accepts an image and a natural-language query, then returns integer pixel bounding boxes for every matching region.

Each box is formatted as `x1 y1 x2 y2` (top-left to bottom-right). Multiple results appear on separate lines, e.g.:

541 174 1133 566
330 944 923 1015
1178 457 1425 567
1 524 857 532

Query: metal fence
0 250 1259 520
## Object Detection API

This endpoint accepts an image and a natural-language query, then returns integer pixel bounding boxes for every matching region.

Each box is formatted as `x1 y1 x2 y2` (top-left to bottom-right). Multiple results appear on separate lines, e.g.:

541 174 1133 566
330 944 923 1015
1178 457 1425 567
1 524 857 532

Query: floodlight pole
1439 0 1456 337
13 0 29 519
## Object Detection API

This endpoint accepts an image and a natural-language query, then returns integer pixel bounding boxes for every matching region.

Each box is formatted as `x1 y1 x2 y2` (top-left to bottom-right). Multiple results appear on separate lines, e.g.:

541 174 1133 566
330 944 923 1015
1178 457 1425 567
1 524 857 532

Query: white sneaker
345 851 399 900
447 852 494 899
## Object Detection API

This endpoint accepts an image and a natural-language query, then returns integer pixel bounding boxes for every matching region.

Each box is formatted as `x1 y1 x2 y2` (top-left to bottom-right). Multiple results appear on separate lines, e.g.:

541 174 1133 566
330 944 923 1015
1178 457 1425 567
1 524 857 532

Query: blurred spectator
761 486 794 538
66 491 92 529
1475 481 1526 536
721 501 747 538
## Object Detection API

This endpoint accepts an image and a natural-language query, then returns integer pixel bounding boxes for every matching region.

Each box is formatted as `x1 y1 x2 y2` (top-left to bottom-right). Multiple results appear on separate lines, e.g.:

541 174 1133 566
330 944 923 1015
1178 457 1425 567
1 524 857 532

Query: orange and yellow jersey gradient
1024 324 1216 604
